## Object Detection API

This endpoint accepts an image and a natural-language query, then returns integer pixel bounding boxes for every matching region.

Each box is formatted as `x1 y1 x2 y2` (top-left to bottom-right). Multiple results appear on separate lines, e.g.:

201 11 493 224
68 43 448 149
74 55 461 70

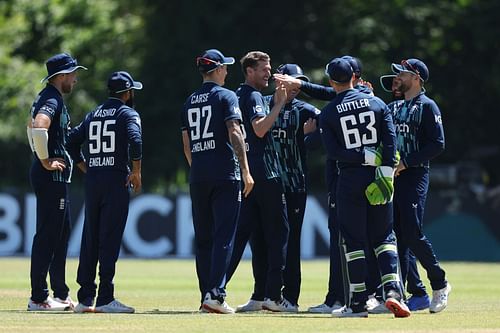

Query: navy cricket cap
341 55 362 78
325 58 353 83
392 58 429 82
41 53 87 83
196 49 235 73
380 74 396 92
108 71 143 94
276 64 309 82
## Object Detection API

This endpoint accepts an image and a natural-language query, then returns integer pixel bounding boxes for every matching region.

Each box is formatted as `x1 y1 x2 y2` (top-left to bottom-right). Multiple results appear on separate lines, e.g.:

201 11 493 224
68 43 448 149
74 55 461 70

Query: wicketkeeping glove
365 166 395 205
364 144 401 168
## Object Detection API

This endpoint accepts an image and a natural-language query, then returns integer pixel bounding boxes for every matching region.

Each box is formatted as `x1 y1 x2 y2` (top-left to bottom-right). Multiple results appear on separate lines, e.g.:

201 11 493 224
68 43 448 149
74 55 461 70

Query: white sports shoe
94 299 135 313
308 301 343 313
366 296 390 314
74 303 95 313
27 297 68 311
430 283 452 313
262 298 298 313
236 299 263 312
331 305 368 318
53 296 77 311
202 292 235 314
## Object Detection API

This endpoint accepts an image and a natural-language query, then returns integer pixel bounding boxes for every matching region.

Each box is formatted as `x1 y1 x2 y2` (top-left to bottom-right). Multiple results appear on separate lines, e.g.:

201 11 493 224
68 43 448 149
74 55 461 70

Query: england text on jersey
89 156 115 167
191 139 216 153
336 98 370 113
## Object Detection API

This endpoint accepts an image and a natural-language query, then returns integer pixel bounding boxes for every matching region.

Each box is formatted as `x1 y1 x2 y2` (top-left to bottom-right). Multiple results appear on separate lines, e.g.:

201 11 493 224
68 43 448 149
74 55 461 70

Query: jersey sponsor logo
89 156 115 167
284 110 290 120
59 198 65 210
395 123 410 133
412 203 418 208
435 115 442 124
190 93 209 104
272 127 287 139
191 139 216 153
253 105 263 114
336 98 370 113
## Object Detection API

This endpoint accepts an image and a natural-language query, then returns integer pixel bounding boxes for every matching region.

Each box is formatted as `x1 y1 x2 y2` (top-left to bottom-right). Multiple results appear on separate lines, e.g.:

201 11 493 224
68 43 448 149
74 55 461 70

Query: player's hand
304 118 317 135
274 83 287 106
395 161 406 177
127 170 142 194
365 166 395 205
41 158 66 171
359 79 373 91
273 74 302 90
241 172 255 198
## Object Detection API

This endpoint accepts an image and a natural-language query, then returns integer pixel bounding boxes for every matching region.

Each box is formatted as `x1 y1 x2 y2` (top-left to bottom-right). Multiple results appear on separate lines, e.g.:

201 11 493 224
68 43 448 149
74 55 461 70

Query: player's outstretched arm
227 119 254 197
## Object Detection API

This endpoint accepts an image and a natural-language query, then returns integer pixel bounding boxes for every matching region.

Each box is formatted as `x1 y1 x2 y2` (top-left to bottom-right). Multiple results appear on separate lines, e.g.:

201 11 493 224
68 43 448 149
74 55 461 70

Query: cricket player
66 71 143 313
27 53 86 311
225 51 290 313
391 58 451 313
181 49 253 314
320 58 409 318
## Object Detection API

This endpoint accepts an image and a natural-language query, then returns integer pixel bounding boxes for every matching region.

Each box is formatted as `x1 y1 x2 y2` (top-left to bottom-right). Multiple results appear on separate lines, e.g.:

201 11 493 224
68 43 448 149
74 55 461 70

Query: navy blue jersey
393 92 445 168
320 89 397 168
264 96 319 192
236 84 280 180
66 98 142 174
30 84 73 183
181 82 242 183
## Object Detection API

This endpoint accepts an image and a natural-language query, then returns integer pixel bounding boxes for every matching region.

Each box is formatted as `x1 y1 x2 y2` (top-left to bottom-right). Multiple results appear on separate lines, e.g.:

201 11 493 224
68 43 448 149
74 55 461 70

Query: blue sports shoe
407 294 430 311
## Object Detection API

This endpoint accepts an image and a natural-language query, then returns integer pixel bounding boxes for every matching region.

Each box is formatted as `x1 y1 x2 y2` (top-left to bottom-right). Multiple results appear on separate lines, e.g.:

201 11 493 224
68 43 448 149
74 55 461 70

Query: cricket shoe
308 301 343 313
53 296 77 311
74 303 95 313
262 297 298 313
27 297 68 311
385 290 411 318
94 299 135 313
430 283 452 313
331 304 368 318
366 296 389 314
202 292 235 314
407 294 430 311
236 299 263 312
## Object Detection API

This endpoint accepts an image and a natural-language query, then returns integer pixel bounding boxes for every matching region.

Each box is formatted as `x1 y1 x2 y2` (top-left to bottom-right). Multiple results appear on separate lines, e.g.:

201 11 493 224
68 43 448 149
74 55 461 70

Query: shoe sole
202 303 234 314
385 299 411 318
262 305 297 313
331 311 369 318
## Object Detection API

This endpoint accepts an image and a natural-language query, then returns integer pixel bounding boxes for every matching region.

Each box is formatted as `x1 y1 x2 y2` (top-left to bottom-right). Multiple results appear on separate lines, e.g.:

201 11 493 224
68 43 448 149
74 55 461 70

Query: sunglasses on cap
196 57 222 66
401 59 420 76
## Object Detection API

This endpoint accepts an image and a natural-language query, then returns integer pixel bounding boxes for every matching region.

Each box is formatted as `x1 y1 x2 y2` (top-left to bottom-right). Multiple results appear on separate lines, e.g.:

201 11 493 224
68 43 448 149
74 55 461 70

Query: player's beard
61 80 74 94
126 93 135 108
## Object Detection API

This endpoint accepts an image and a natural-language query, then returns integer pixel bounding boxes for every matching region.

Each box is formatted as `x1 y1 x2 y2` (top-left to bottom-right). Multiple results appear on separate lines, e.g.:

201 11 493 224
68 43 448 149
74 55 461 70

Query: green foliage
1 0 500 189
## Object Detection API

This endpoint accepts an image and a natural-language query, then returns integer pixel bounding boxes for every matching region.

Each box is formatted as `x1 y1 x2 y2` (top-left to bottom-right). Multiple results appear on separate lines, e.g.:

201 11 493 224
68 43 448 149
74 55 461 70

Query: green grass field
0 258 499 333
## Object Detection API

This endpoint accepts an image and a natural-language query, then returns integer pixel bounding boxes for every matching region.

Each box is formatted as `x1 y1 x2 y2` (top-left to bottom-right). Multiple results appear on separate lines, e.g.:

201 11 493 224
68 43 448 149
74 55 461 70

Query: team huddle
181 49 451 318
24 49 450 317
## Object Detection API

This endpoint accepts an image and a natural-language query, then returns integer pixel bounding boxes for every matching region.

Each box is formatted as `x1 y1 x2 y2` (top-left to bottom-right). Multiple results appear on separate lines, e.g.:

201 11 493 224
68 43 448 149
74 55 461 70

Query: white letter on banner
123 195 173 257
24 194 37 255
0 194 22 255
301 196 329 258
176 194 194 257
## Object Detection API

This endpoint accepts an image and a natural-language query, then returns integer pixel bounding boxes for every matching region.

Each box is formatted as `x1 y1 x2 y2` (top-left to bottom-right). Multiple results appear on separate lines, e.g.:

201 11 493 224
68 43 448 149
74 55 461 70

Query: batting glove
365 166 395 205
